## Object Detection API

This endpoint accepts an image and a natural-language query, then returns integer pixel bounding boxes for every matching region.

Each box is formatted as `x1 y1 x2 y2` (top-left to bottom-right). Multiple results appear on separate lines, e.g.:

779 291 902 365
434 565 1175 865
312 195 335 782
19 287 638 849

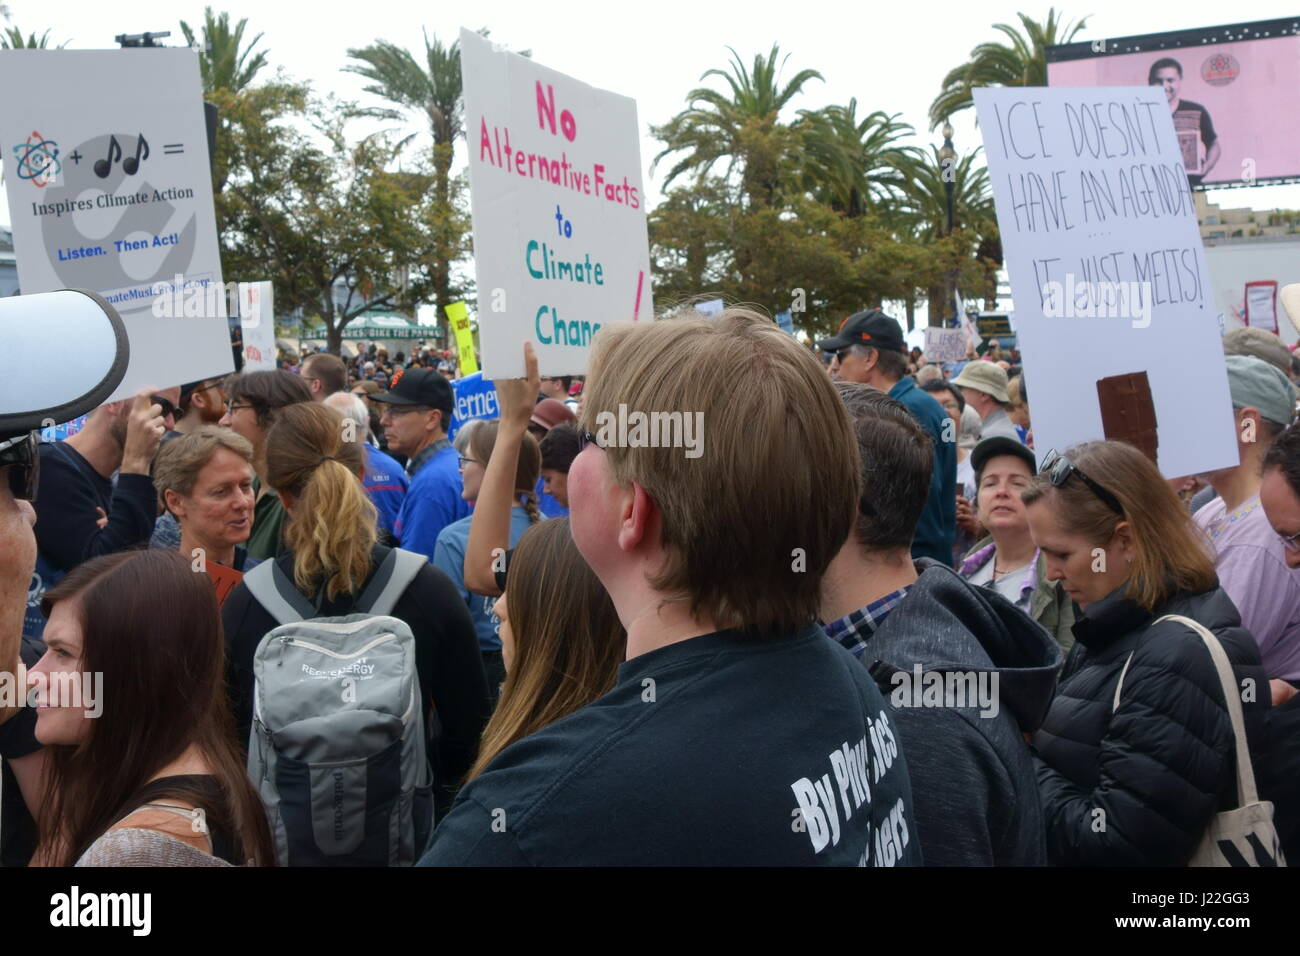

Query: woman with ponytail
221 403 491 811
434 420 544 703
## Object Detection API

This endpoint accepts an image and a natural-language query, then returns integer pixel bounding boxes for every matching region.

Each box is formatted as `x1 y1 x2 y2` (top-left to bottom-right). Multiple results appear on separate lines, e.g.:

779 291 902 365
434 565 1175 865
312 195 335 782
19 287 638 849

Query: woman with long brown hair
30 549 273 866
221 402 490 814
1023 440 1273 865
465 518 625 782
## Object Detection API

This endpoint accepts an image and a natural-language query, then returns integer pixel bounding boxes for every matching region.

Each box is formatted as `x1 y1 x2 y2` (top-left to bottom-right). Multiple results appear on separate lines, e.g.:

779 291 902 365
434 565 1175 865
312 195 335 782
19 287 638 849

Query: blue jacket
433 504 537 652
394 443 470 560
890 377 956 565
364 444 409 537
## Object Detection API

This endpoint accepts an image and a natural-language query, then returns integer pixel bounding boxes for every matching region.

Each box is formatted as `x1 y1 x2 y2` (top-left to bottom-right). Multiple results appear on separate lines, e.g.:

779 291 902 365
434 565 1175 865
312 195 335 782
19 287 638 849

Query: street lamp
937 123 957 326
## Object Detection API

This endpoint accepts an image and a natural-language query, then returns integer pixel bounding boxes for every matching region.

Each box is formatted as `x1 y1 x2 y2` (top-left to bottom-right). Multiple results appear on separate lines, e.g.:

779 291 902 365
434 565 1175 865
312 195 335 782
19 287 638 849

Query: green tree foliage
218 97 445 353
0 25 62 48
179 7 268 94
929 8 1090 128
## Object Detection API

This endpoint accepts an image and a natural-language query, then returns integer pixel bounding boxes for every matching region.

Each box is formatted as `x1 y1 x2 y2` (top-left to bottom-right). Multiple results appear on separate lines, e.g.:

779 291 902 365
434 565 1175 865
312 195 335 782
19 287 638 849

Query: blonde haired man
421 310 921 866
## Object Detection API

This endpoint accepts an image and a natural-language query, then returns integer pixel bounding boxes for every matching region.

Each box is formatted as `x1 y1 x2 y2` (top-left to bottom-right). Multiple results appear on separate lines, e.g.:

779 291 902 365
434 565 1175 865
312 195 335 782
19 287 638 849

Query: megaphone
0 289 129 438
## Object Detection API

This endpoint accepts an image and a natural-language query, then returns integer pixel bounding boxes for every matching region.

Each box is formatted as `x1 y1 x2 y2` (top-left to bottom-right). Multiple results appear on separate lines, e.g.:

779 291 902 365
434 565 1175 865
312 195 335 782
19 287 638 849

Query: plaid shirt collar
821 586 911 660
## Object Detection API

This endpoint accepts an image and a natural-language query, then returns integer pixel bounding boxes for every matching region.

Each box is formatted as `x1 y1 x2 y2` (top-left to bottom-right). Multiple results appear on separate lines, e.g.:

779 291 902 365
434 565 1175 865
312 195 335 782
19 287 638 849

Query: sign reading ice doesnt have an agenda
460 28 653 379
973 86 1235 478
0 49 232 403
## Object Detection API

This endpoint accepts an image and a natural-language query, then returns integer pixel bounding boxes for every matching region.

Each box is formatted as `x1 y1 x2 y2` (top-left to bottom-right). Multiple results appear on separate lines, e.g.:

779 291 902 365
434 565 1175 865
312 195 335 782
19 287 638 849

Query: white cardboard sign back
460 29 653 379
973 86 1235 478
0 49 232 402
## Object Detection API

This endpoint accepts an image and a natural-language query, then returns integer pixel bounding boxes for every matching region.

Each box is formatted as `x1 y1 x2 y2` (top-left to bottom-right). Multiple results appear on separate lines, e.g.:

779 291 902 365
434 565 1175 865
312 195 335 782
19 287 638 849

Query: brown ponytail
266 403 378 601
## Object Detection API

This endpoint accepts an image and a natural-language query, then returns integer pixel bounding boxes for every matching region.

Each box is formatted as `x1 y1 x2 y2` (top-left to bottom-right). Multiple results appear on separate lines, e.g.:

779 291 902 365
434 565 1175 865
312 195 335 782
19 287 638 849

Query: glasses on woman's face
0 431 40 503
225 401 256 416
457 456 480 468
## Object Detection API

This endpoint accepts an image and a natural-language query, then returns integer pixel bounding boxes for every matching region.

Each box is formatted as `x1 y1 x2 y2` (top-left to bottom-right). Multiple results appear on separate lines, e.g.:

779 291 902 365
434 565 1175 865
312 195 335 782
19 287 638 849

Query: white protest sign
974 86 1235 478
0 49 232 401
460 28 653 379
923 327 969 363
239 281 275 370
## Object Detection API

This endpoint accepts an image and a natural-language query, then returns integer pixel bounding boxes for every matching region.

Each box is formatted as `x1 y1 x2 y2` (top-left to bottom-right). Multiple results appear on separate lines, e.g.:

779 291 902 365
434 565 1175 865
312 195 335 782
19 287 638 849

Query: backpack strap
242 560 315 625
1111 651 1136 712
355 548 426 617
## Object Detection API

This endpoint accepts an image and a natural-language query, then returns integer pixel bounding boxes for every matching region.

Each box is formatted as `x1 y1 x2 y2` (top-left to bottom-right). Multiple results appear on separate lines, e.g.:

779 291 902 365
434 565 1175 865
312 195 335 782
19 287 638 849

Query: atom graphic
13 129 61 188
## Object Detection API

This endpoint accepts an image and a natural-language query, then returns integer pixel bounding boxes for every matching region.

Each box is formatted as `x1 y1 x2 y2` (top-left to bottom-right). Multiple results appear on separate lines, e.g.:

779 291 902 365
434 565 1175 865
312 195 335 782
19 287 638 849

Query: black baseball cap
816 310 906 354
971 436 1036 480
372 367 453 412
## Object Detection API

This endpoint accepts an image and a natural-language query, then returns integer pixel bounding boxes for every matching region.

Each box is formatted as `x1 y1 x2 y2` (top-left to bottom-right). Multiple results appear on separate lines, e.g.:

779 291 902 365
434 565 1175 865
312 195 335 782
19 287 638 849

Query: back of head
304 353 348 397
1265 421 1300 495
226 369 313 429
469 420 542 522
323 391 371 442
540 422 581 473
835 382 932 553
38 550 273 865
265 402 377 600
915 364 942 386
1022 440 1214 611
580 307 860 635
467 518 624 781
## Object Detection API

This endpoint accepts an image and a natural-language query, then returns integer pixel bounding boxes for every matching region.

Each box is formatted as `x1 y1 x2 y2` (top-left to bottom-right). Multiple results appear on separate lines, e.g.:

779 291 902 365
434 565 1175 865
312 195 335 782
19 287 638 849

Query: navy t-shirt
420 625 922 866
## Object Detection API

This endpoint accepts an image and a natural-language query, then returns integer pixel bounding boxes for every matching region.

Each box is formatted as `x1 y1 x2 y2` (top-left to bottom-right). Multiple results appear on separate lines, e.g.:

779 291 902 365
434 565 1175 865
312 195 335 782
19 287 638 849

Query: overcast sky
5 0 1298 216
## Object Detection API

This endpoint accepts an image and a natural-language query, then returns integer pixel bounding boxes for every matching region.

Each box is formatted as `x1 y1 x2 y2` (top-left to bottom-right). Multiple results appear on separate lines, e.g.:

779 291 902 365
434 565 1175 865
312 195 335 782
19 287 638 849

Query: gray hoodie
862 560 1063 865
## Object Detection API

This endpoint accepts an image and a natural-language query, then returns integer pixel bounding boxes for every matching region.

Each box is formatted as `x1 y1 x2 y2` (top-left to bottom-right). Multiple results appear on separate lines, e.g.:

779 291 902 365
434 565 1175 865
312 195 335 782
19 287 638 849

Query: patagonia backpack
243 548 433 866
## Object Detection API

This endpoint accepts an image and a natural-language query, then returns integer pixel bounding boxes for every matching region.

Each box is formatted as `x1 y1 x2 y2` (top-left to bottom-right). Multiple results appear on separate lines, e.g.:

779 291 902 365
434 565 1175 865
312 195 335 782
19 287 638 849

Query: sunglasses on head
1039 449 1124 516
0 431 39 503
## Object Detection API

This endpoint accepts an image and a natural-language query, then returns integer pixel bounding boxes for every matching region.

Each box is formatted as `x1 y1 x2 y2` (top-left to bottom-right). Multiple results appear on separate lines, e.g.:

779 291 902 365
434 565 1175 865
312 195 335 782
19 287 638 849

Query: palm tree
798 100 923 217
929 8 1090 128
179 8 267 94
0 26 61 48
345 29 475 344
653 44 822 209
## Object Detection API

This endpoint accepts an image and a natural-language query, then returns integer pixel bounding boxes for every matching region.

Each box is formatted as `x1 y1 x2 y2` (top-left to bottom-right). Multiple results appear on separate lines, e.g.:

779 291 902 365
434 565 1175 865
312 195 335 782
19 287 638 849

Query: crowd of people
1 303 1298 867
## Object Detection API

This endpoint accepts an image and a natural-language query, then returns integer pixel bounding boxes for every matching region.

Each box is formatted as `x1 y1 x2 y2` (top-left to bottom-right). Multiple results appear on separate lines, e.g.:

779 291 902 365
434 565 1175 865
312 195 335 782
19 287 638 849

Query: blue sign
450 372 500 440
775 310 794 336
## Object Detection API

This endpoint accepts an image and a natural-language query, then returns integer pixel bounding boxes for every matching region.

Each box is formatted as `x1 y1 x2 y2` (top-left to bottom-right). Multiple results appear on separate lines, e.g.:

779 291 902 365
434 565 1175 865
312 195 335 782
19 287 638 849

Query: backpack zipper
276 633 396 660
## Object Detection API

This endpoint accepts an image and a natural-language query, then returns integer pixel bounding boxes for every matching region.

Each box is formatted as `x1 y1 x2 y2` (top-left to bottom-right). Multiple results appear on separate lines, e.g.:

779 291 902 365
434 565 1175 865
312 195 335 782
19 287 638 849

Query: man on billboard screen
1148 57 1220 185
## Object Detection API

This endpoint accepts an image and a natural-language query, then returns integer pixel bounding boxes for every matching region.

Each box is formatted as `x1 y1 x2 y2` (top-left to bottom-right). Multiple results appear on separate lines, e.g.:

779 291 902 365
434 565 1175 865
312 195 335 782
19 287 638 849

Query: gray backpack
243 549 433 867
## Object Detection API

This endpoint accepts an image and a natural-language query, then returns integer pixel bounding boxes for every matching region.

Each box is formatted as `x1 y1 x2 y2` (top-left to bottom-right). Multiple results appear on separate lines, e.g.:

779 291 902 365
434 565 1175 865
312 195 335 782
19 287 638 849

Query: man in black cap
0 289 130 865
818 310 956 565
373 367 469 559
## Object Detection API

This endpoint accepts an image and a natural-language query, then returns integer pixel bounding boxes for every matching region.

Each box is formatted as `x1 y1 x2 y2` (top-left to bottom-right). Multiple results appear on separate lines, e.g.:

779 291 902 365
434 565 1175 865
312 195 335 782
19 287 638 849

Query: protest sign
695 299 724 317
446 300 479 375
974 86 1235 477
775 309 794 335
1244 281 1278 334
460 28 653 379
923 327 969 363
239 281 275 371
450 371 500 440
0 49 232 401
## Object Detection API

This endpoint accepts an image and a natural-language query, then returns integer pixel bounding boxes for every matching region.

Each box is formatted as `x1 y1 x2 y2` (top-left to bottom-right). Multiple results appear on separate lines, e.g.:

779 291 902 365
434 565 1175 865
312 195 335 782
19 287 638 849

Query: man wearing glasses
171 377 227 437
373 368 469 560
1194 356 1300 689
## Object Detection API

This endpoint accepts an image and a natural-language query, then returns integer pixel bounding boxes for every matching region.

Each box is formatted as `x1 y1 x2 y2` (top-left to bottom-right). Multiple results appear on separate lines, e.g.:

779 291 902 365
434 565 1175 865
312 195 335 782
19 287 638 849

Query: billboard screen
1048 17 1300 188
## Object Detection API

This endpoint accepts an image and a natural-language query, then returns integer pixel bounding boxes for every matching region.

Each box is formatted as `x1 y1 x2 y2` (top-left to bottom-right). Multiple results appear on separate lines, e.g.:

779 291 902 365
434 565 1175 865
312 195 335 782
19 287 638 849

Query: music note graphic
93 135 121 179
122 135 149 175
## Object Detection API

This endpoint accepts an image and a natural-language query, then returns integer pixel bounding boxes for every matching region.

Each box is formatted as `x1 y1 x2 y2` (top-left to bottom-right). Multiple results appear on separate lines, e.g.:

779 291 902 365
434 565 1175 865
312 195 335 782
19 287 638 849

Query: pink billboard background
1048 36 1300 186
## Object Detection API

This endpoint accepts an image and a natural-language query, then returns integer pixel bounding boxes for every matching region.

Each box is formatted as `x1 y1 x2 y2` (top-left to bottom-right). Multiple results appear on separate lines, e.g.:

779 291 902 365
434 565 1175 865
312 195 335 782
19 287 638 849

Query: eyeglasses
1039 449 1124 516
578 430 603 452
457 456 480 468
149 394 177 420
1277 529 1300 554
829 346 854 364
0 431 39 503
224 401 256 415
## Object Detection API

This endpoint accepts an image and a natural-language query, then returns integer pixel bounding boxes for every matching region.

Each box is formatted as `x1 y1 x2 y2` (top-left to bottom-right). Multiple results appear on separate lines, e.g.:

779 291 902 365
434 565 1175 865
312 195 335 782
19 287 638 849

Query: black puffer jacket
1032 584 1270 866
